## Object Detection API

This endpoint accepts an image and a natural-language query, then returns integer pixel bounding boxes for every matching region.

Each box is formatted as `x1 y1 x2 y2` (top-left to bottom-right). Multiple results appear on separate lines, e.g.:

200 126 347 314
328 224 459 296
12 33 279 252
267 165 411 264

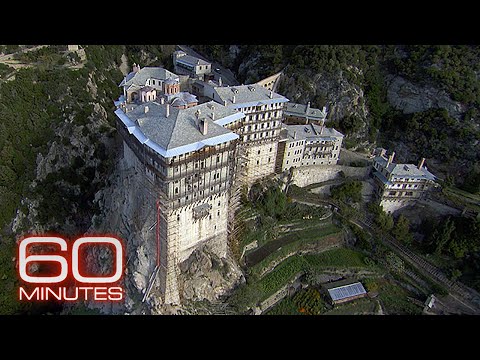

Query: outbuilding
323 279 367 305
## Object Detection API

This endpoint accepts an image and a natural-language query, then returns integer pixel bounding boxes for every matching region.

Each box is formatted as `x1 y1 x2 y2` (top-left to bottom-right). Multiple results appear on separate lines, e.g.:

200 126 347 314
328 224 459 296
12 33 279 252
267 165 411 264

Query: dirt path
0 45 50 80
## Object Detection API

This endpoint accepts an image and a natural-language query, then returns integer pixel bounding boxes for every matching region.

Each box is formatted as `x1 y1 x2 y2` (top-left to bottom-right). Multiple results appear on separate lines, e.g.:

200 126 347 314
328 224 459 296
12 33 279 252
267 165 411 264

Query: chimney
195 109 201 127
232 95 236 104
211 112 215 121
306 101 310 113
418 157 425 170
218 77 223 87
166 103 170 117
269 90 273 99
132 63 140 73
387 151 395 167
223 100 227 107
320 125 324 135
293 131 297 139
160 97 165 104
199 118 208 135
144 106 149 114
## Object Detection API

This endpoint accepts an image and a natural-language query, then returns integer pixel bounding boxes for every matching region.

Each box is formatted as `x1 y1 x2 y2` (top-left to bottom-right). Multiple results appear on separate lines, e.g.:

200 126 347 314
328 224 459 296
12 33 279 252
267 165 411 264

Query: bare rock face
179 246 245 303
88 156 158 314
387 76 466 119
279 71 369 140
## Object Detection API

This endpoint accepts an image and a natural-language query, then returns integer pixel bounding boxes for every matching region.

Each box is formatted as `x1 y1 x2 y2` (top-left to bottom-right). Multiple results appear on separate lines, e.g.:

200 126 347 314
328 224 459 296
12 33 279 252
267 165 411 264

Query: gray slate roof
120 67 179 87
166 92 198 106
126 101 238 150
374 156 436 180
284 102 327 120
176 54 210 67
213 84 289 108
283 123 343 142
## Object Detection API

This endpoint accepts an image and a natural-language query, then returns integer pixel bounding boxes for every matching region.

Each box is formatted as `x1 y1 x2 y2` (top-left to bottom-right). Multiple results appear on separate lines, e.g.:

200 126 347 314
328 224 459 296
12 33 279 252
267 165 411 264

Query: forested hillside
192 45 480 192
1 44 479 313
0 45 175 314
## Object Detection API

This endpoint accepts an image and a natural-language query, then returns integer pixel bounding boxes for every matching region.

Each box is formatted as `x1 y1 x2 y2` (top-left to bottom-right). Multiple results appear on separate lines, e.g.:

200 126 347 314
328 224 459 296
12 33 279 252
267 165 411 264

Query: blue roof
327 282 366 301
373 170 392 186
114 95 126 107
228 98 289 110
213 111 245 126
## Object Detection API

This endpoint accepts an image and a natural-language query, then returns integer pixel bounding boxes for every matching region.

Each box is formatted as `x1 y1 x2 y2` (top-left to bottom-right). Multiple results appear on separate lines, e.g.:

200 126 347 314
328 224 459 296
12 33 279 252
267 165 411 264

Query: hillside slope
192 45 480 190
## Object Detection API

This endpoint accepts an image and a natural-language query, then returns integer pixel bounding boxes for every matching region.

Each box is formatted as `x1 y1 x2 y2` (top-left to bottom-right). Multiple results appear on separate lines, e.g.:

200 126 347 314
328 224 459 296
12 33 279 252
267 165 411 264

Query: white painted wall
175 191 229 262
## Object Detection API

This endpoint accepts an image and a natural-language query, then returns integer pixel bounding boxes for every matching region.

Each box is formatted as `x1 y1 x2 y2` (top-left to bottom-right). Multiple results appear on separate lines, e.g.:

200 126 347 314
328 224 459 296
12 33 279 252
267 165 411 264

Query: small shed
323 279 367 305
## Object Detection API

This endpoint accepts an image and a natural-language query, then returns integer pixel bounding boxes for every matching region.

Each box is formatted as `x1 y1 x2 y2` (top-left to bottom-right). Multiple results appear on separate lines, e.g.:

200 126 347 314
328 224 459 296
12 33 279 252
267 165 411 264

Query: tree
432 218 456 255
375 210 394 231
330 180 362 203
261 186 287 219
340 114 363 135
461 164 480 194
393 215 413 245
451 268 462 281
386 252 404 273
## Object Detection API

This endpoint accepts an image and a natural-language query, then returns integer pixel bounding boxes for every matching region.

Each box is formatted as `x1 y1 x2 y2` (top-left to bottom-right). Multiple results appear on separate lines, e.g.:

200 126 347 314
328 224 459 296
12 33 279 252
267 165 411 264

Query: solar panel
327 282 367 301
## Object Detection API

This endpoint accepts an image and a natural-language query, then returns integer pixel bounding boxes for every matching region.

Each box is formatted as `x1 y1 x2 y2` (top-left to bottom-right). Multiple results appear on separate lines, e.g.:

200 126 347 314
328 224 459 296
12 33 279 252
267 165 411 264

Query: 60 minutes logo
18 236 125 302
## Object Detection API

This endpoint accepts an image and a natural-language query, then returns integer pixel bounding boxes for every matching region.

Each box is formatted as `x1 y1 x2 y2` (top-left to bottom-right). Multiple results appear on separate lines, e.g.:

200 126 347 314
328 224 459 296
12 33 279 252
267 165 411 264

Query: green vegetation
368 202 394 231
324 297 377 315
240 182 330 249
197 45 480 191
386 252 405 273
461 165 480 194
0 236 30 314
384 108 478 166
416 215 480 291
390 45 480 106
124 45 176 71
291 288 328 315
266 287 330 316
392 215 413 245
265 297 299 315
0 46 124 233
229 248 368 311
249 224 342 277
0 45 20 54
13 45 65 66
378 280 422 315
0 45 153 314
330 180 362 203
0 63 14 79
63 304 103 315
425 216 479 260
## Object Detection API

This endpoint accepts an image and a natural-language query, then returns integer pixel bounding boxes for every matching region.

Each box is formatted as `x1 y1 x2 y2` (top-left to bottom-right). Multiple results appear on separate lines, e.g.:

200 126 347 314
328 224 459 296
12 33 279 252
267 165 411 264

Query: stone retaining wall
292 164 371 187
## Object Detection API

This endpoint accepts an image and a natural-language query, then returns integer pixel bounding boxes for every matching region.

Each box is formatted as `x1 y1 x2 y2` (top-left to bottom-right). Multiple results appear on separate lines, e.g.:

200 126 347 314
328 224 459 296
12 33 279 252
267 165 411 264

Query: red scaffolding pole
156 199 160 267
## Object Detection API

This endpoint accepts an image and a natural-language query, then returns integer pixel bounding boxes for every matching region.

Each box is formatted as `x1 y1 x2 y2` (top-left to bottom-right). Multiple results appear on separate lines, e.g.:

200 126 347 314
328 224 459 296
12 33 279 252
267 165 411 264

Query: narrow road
0 45 48 60
289 194 480 314
0 45 50 80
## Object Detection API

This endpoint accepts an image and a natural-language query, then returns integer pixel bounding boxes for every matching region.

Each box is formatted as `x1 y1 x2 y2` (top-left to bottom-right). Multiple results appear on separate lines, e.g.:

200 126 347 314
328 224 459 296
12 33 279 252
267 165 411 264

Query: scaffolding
117 104 285 305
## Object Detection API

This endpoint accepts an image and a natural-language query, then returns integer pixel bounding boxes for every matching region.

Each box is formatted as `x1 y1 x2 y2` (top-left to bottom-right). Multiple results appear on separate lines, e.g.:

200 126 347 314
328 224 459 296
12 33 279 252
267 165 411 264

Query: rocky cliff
278 70 370 140
386 75 466 119
87 152 244 314
5 45 245 315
